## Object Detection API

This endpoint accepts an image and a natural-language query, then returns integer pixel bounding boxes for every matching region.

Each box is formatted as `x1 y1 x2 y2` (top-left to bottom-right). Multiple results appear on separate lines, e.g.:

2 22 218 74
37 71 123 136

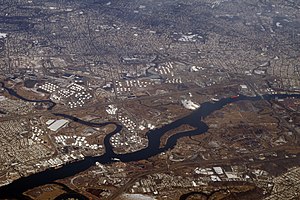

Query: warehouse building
47 119 69 131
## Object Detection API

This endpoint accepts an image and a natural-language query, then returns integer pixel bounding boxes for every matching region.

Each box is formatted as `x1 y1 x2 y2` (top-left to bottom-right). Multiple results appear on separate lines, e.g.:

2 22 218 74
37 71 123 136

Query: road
0 83 239 122
107 145 300 200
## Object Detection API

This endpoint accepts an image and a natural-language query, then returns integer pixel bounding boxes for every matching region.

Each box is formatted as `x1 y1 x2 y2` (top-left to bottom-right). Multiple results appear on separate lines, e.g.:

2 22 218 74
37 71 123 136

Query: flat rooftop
48 119 69 131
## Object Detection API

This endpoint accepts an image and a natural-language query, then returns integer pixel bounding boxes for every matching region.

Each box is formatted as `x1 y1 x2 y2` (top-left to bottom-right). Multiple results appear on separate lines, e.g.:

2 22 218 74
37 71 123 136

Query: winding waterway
0 82 56 110
0 82 299 198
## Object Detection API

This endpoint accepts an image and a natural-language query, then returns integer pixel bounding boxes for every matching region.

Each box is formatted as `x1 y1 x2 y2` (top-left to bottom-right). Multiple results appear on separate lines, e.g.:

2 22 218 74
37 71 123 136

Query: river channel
0 82 299 199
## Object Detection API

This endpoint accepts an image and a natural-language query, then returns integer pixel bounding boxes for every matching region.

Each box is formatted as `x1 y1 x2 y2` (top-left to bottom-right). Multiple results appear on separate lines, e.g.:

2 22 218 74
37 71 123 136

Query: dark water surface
0 82 299 198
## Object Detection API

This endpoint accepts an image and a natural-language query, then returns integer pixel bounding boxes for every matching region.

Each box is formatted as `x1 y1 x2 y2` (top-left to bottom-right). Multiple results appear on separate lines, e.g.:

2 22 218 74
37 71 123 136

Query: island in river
0 0 300 199
0 81 299 199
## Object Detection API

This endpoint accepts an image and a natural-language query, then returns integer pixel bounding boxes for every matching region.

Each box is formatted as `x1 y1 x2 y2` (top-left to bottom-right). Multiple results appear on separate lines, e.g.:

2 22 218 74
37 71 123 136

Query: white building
181 99 199 110
48 119 69 131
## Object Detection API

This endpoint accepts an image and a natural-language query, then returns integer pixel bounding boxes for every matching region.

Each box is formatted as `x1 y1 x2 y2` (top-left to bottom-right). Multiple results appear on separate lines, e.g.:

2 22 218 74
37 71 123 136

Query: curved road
0 82 299 199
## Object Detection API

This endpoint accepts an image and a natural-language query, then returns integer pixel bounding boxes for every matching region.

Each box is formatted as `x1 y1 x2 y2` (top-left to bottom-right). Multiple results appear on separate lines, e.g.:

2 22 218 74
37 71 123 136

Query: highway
108 145 300 200
0 82 239 122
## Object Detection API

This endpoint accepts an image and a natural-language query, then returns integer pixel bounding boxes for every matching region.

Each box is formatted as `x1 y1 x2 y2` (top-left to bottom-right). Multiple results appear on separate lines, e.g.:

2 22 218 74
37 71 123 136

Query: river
0 82 56 110
0 82 299 199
